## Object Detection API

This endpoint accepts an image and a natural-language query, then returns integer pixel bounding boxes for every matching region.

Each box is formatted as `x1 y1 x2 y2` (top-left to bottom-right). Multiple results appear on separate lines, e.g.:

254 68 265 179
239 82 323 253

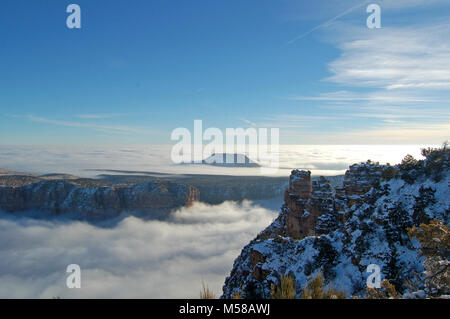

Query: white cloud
281 16 450 144
325 23 450 90
0 201 278 298
287 91 443 103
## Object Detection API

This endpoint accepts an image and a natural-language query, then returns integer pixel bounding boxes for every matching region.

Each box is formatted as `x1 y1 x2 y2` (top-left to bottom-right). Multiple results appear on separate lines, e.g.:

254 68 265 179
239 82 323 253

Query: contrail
287 1 370 44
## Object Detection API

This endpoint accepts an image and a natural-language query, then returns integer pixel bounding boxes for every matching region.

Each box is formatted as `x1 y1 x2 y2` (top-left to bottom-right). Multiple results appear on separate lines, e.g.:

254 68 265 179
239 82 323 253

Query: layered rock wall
0 179 199 219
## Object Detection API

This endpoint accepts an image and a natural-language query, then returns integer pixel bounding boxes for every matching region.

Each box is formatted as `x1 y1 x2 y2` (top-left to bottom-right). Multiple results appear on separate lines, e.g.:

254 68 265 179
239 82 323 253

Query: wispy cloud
248 114 350 131
27 115 150 135
239 118 257 128
249 106 449 144
75 113 125 119
378 0 450 9
287 1 370 44
285 0 450 44
327 123 450 144
281 9 450 145
325 23 450 90
274 121 449 144
286 91 443 103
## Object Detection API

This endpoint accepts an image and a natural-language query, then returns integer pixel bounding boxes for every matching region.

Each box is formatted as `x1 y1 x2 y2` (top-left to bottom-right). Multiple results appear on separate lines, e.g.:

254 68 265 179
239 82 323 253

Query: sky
0 0 449 145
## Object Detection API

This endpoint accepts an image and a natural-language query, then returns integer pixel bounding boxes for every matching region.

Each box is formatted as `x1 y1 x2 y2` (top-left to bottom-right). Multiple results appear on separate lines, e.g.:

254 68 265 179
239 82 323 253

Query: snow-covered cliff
222 147 449 298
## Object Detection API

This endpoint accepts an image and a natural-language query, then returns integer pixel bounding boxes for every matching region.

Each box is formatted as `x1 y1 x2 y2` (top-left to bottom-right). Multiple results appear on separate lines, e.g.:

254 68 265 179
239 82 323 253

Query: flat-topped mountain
201 153 260 167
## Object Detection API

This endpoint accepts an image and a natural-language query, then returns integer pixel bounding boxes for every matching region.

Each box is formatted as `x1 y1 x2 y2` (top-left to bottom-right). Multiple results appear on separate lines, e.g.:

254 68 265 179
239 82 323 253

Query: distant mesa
0 168 11 175
39 173 79 180
201 153 260 168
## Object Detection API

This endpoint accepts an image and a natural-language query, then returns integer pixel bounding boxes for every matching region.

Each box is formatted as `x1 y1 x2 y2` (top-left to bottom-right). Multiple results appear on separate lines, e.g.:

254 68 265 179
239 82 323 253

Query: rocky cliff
0 171 288 219
97 173 289 205
0 176 199 219
222 147 449 298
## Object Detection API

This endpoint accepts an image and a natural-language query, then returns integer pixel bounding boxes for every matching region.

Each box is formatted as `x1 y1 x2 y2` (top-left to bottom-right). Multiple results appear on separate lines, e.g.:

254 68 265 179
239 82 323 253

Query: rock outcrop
222 148 450 298
282 171 336 239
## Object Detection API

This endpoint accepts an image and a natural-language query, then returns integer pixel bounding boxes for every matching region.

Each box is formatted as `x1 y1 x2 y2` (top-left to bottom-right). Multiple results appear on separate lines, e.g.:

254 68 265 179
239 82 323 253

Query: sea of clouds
0 145 429 177
0 200 278 298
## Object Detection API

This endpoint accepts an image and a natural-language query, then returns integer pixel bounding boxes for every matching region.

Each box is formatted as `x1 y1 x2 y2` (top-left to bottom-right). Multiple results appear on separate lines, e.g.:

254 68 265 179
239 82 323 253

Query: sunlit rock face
344 163 385 202
283 171 336 239
288 170 312 199
222 149 450 299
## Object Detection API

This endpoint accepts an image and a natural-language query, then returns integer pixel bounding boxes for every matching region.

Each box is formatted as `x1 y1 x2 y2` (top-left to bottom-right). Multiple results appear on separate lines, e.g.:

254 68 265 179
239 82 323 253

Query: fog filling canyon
0 200 278 298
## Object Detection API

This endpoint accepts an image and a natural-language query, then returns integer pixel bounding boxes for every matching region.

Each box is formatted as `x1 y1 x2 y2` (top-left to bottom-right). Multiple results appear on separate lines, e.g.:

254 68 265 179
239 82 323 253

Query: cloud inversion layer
0 201 278 298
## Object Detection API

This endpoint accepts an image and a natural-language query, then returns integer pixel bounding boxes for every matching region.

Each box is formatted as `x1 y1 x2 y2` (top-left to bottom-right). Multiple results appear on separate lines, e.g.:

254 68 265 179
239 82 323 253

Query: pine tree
408 220 450 296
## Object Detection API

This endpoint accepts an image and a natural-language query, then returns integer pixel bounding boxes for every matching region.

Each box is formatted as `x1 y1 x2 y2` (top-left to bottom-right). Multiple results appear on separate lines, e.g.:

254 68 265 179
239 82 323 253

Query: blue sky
0 0 449 145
